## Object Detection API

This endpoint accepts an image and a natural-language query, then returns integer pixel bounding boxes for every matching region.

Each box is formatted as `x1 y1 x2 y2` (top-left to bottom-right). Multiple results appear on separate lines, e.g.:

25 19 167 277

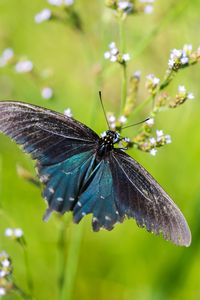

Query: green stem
60 224 83 300
20 242 34 298
119 18 127 113
132 69 175 117
13 283 32 300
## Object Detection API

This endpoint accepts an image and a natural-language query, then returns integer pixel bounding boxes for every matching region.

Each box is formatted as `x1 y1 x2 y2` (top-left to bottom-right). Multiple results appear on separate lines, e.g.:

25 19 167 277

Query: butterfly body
0 101 191 246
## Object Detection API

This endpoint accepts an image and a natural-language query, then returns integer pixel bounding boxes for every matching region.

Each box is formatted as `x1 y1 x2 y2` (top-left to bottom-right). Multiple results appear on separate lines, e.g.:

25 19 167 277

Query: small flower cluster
106 112 127 130
132 118 172 156
168 44 196 71
0 48 54 100
0 48 34 73
35 0 75 24
0 251 12 296
105 0 155 17
104 42 130 64
169 85 194 108
145 73 160 94
105 0 134 16
5 228 23 239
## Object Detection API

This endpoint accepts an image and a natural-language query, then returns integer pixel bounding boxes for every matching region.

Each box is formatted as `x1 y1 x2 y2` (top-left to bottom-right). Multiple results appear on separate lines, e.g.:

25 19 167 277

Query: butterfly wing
109 149 191 246
73 157 124 230
0 101 100 216
0 101 99 164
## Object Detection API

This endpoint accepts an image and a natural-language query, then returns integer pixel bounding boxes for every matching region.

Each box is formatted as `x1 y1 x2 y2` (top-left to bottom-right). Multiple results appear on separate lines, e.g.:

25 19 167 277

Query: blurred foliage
0 0 199 299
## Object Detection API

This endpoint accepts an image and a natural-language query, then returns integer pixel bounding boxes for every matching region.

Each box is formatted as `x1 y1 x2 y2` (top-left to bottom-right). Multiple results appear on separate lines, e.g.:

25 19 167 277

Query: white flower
146 118 154 126
134 70 141 79
108 115 116 123
15 60 33 73
110 123 116 129
146 74 160 87
180 56 189 65
156 130 163 138
64 0 74 5
5 227 23 238
144 5 154 14
0 287 6 295
122 53 130 61
178 85 186 93
187 92 194 100
150 148 157 156
171 49 182 58
64 108 73 117
2 48 14 61
1 259 10 268
110 55 117 62
5 228 13 237
119 115 127 123
109 42 116 49
168 58 175 68
149 137 156 145
41 87 53 99
110 47 118 55
0 48 14 67
0 270 6 278
104 51 111 59
48 0 62 5
165 134 172 144
13 228 23 238
118 1 130 10
34 8 52 24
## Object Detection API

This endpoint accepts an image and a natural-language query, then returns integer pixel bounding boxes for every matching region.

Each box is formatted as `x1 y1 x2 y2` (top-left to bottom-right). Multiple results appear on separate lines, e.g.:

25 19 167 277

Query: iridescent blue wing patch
73 158 124 231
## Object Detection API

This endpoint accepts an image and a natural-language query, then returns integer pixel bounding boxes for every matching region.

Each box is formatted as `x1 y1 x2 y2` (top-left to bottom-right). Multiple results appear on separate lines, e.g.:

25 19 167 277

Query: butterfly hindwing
110 150 191 246
38 150 96 219
73 158 123 231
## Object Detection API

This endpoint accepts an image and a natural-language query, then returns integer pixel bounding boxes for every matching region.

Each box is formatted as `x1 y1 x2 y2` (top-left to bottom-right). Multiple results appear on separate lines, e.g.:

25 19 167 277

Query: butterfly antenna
99 91 110 130
121 117 150 130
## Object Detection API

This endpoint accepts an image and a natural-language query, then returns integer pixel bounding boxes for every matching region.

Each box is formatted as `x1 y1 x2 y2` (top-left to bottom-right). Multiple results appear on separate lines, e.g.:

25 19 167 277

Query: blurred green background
0 0 199 299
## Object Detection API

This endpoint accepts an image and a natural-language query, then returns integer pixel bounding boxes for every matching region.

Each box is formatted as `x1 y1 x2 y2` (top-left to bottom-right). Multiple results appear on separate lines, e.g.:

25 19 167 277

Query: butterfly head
99 130 120 149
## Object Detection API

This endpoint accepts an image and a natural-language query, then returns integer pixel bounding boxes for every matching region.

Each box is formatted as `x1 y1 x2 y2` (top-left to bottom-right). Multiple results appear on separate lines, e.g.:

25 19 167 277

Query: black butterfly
0 101 191 246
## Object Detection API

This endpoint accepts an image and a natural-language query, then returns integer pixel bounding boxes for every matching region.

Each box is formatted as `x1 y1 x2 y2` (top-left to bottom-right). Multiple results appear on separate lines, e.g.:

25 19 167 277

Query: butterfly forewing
0 101 99 164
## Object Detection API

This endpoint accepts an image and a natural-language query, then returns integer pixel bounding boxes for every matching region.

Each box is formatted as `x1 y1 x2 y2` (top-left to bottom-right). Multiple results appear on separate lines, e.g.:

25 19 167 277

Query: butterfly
0 101 191 246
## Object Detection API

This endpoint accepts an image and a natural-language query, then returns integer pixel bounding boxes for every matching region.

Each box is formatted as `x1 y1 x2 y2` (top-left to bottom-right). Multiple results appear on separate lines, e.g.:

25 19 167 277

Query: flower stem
60 224 83 300
119 18 127 113
13 283 32 300
20 241 34 298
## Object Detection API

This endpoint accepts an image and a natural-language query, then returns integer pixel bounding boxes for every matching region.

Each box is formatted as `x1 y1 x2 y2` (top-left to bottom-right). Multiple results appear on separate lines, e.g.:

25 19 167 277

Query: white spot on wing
100 195 105 199
57 197 63 202
49 187 54 194
105 216 111 221
77 201 82 207
69 197 74 201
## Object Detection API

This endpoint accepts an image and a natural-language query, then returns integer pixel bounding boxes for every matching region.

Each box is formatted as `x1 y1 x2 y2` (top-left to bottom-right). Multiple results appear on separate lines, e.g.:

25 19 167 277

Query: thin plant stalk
60 224 83 300
119 18 128 113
